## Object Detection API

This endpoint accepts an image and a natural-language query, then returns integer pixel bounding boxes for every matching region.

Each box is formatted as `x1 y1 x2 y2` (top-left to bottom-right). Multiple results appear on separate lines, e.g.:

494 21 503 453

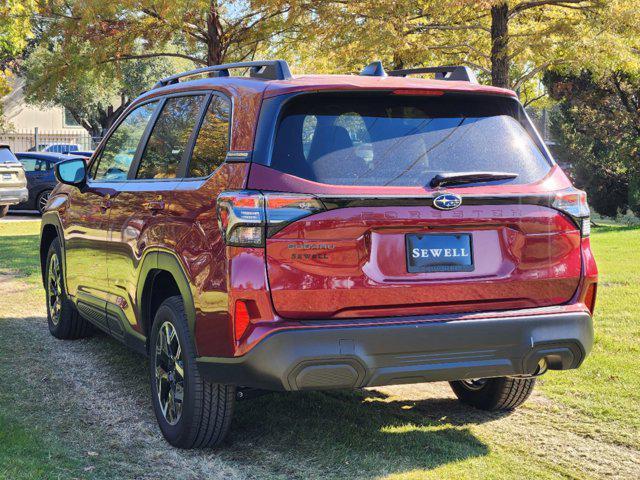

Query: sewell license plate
406 233 473 273
2 173 11 181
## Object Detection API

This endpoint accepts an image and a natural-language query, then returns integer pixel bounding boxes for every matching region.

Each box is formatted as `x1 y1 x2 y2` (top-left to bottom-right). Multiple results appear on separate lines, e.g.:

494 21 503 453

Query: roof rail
153 60 292 89
388 66 478 83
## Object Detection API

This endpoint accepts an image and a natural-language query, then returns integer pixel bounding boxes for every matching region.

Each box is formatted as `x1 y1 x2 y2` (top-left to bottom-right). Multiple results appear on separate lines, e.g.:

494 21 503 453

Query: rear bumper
0 187 29 205
196 311 593 391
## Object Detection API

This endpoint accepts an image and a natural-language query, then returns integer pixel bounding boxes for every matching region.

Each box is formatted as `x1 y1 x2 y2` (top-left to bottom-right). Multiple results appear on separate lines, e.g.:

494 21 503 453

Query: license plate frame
406 233 474 273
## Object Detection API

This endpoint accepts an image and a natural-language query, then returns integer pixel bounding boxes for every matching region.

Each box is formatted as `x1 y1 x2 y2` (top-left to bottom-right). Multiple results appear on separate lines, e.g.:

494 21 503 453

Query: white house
1 77 91 152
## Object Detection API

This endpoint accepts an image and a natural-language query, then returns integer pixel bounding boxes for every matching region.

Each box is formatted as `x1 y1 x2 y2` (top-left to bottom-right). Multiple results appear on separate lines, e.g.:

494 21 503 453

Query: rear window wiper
430 171 519 188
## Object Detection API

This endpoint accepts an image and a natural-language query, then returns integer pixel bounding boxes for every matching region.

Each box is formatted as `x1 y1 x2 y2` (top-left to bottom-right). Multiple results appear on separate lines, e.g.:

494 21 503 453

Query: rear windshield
270 94 551 187
0 147 18 163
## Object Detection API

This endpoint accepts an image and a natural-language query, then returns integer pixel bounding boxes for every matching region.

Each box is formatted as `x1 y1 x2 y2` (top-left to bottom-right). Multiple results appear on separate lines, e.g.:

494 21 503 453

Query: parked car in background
63 150 94 158
12 152 80 214
0 145 28 218
28 143 81 153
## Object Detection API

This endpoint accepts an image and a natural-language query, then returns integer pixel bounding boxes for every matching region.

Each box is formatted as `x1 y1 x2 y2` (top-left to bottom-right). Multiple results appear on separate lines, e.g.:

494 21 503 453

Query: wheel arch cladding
137 251 197 349
40 222 60 287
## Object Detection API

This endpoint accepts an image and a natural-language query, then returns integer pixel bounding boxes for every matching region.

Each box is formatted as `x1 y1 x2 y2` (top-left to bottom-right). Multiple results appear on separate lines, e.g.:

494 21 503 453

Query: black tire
149 296 235 449
0 205 8 218
37 189 52 214
45 238 92 339
449 377 535 411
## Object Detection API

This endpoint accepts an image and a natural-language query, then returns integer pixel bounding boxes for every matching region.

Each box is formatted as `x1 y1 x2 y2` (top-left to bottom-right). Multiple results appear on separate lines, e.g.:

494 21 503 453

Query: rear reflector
217 191 325 247
234 300 251 341
583 283 597 314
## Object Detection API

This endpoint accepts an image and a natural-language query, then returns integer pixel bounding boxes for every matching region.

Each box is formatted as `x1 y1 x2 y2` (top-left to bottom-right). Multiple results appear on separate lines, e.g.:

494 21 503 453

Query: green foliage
22 44 185 138
544 70 640 216
0 0 36 129
299 0 640 93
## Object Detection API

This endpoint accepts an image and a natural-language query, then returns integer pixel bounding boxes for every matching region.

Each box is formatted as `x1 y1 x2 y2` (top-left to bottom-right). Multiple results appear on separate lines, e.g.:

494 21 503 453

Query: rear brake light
552 189 591 237
392 89 445 96
217 191 325 247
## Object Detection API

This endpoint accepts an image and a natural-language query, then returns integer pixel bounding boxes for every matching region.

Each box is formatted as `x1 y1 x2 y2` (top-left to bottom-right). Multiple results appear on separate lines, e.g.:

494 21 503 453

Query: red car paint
45 71 597 361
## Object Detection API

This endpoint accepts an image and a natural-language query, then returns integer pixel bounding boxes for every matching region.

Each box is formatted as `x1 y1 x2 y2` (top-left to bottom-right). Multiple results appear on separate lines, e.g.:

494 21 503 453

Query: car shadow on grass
225 388 501 477
40 326 500 479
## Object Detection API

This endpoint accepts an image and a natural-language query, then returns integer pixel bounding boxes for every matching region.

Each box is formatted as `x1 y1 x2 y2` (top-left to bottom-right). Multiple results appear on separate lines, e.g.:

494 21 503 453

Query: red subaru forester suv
41 60 597 448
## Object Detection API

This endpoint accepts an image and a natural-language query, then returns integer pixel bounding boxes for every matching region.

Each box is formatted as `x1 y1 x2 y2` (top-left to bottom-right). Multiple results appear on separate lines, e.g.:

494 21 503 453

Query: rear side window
94 102 158 181
19 157 48 172
136 95 204 179
270 94 551 187
188 95 231 177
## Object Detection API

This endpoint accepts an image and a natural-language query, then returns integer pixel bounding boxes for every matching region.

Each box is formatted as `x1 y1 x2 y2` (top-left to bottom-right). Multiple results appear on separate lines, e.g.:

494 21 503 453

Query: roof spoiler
153 60 292 89
360 61 478 83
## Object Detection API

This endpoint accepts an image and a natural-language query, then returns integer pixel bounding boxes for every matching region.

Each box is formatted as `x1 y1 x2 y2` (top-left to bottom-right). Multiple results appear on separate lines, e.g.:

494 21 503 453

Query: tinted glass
271 94 551 187
19 157 49 172
94 102 158 181
0 148 17 163
188 95 231 177
136 96 204 179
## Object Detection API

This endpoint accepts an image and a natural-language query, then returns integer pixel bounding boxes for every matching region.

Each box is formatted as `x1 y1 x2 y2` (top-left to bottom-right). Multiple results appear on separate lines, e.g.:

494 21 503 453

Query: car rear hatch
0 148 26 190
245 91 586 320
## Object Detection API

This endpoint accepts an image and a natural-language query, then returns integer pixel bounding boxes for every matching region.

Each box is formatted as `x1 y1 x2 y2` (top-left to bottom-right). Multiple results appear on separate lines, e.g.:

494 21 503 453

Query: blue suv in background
11 152 83 214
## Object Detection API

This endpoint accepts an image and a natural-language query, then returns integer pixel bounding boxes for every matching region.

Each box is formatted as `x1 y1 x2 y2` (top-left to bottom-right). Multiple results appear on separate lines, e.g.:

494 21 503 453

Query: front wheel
449 377 535 411
149 296 235 448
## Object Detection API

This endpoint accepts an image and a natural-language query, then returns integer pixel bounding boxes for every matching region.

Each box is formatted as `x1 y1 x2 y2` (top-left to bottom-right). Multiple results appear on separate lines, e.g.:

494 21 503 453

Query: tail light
552 189 591 237
217 190 325 247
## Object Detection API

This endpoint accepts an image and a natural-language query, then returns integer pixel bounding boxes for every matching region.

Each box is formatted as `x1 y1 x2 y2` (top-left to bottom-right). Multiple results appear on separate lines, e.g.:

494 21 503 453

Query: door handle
143 200 165 212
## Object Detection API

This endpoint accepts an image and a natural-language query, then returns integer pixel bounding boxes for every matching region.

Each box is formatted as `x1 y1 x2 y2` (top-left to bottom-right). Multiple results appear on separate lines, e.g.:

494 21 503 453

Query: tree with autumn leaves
3 0 640 214
20 0 311 137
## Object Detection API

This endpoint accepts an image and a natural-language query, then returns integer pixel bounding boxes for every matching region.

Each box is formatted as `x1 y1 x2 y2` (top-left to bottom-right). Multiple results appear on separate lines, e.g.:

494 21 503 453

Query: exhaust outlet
534 358 548 376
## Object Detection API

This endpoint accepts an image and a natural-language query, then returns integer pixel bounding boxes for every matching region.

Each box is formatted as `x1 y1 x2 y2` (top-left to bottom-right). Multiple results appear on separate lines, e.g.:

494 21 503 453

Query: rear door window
93 102 158 181
135 95 204 180
270 94 551 187
19 157 48 172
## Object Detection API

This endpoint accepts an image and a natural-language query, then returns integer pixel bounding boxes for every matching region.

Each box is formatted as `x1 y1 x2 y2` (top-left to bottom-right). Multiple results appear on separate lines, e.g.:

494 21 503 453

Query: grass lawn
0 219 638 479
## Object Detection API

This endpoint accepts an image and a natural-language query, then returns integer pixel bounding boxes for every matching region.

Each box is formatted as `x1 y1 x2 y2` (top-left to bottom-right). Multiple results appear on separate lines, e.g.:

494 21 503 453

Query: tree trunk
491 2 510 88
206 0 224 66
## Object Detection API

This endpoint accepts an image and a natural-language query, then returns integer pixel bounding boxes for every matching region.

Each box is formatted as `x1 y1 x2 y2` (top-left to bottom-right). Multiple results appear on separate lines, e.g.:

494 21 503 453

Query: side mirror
54 158 87 188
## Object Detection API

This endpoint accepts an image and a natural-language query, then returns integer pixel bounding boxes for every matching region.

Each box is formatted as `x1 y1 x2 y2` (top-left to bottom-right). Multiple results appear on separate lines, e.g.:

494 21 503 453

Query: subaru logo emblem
433 193 462 210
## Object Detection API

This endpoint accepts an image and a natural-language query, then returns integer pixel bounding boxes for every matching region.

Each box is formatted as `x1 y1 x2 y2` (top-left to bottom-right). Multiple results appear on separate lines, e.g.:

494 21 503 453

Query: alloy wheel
460 378 488 391
47 253 62 325
155 321 185 425
39 191 51 214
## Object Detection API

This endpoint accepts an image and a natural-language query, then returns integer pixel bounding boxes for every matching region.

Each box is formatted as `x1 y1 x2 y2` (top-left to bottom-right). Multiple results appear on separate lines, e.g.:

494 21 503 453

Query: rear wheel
37 189 52 214
45 238 92 339
0 205 8 218
449 377 535 411
149 296 235 448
